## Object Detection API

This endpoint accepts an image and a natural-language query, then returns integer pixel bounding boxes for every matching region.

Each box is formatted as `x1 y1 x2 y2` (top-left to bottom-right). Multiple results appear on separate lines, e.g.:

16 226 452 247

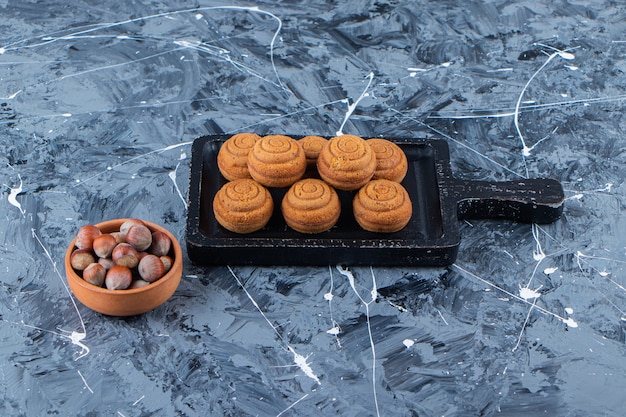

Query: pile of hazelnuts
69 219 173 290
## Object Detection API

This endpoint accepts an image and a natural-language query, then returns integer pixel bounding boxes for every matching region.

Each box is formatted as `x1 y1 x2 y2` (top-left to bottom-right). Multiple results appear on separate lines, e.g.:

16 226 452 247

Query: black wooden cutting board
186 136 564 266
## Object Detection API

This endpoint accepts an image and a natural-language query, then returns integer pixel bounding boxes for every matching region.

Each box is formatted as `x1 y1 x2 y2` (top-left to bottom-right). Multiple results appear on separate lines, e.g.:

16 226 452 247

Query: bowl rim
65 218 183 295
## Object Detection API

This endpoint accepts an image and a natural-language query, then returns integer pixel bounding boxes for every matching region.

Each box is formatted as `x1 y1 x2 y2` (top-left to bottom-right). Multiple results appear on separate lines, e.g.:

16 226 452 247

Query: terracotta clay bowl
65 219 183 316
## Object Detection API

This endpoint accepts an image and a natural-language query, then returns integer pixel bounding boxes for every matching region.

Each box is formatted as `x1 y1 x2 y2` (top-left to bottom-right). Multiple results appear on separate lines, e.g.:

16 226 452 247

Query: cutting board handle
453 178 564 224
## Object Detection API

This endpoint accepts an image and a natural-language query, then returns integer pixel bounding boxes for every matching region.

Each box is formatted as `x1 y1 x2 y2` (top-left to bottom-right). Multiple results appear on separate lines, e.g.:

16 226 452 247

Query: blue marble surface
1 1 625 416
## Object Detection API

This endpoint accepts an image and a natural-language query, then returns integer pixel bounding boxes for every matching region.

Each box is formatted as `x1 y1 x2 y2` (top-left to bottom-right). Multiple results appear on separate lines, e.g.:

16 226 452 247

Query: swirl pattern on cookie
213 179 274 234
353 179 412 233
299 135 328 168
316 134 377 191
281 179 341 234
248 135 307 188
367 138 408 183
217 132 261 181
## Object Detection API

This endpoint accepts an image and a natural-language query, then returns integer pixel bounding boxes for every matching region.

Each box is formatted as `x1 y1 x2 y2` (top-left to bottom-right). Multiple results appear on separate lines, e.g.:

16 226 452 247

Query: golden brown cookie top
216 133 261 181
281 178 341 234
247 135 307 188
212 179 274 234
299 135 328 167
316 134 376 190
367 138 408 183
353 179 412 233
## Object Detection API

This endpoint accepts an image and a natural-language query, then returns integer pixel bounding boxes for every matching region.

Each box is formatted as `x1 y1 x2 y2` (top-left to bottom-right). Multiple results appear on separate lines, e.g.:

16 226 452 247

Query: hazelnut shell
105 265 133 290
138 254 165 283
92 234 117 258
70 249 96 271
111 243 139 268
83 263 106 287
75 225 101 250
125 224 153 251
